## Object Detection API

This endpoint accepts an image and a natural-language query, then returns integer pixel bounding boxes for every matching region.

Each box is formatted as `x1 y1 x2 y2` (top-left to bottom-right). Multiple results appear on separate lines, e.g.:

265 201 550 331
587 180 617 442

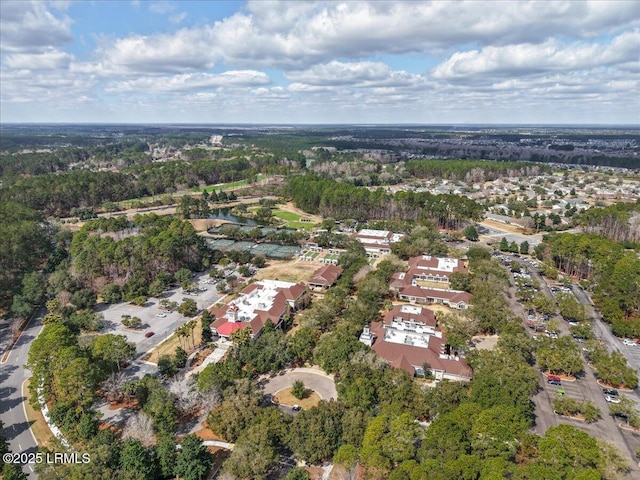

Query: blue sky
1 0 638 124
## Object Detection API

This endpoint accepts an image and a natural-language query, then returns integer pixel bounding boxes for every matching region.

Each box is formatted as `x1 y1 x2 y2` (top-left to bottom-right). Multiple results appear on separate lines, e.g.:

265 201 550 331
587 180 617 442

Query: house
405 255 467 284
389 256 472 309
359 304 472 381
209 280 306 339
354 229 405 258
307 264 343 290
397 285 472 310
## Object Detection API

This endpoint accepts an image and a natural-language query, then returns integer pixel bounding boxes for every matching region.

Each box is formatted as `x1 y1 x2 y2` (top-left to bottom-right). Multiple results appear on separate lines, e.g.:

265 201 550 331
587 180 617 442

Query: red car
547 375 561 385
145 331 155 338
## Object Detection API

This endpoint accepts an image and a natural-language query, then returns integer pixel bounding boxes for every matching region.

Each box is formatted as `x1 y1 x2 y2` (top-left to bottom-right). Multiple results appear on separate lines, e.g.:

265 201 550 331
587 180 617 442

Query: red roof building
389 256 472 310
360 304 472 381
406 255 467 284
307 264 343 289
209 280 306 340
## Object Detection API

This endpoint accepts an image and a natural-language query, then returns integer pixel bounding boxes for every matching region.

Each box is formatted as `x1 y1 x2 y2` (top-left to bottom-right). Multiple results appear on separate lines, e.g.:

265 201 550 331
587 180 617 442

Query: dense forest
287 175 483 227
69 215 208 300
578 201 640 246
0 157 260 216
404 159 550 181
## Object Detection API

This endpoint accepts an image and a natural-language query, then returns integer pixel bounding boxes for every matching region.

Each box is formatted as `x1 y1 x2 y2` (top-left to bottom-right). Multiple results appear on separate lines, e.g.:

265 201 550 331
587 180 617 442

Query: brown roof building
353 229 405 258
406 255 468 284
307 265 343 289
389 256 472 310
209 280 305 339
359 304 471 381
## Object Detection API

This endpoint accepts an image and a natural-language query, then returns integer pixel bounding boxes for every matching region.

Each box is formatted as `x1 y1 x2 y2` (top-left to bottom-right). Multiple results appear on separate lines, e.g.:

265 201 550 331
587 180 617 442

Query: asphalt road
0 309 44 478
502 253 640 473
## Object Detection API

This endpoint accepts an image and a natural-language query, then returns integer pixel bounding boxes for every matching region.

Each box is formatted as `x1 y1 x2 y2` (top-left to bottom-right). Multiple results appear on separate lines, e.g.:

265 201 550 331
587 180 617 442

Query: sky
0 0 639 125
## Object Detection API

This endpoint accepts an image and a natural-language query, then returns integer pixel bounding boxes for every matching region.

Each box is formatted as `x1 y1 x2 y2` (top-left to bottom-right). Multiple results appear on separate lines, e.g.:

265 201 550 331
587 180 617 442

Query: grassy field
117 176 262 208
272 209 317 230
254 259 318 284
199 176 261 193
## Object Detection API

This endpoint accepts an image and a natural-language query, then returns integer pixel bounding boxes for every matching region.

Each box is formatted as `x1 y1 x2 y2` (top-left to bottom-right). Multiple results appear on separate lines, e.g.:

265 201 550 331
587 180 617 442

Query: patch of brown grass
480 219 526 234
193 424 224 442
147 321 203 363
24 392 53 448
254 259 318 284
23 380 54 449
273 387 321 410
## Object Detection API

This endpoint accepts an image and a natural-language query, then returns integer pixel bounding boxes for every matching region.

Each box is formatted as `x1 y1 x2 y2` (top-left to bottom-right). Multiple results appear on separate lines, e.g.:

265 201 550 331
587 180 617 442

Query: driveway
260 368 337 401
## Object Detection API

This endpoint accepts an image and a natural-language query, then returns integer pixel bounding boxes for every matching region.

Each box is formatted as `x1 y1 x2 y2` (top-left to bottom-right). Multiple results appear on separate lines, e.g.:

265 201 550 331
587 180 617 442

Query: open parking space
97 272 223 354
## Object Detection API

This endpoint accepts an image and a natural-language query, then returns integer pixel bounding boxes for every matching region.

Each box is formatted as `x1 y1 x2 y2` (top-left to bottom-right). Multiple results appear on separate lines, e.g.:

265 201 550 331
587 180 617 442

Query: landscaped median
553 396 601 423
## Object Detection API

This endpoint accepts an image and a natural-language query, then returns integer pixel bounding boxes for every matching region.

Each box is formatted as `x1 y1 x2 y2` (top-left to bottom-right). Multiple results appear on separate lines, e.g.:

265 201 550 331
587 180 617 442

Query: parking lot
96 273 224 354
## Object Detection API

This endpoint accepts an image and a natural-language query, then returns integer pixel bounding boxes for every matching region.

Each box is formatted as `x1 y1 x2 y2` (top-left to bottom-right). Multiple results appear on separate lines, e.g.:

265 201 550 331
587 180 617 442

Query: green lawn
272 210 301 222
286 221 316 230
272 209 317 230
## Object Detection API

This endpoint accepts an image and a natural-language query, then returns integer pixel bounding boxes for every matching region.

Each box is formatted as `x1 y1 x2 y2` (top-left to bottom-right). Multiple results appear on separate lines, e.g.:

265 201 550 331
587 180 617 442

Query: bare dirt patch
193 423 225 442
188 218 219 232
273 387 321 410
473 334 499 351
254 259 318 284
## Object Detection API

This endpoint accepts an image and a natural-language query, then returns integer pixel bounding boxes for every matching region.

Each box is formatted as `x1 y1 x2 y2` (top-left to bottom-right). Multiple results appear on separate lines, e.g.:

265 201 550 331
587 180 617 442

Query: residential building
354 229 405 257
405 255 467 284
209 280 305 339
307 264 343 290
360 304 471 381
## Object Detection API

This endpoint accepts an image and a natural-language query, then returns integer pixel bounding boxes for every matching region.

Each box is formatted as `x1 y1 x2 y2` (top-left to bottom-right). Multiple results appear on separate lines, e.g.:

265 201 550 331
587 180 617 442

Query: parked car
156 313 166 318
547 375 562 385
605 395 621 404
292 405 301 411
622 338 636 346
145 331 155 338
603 388 619 397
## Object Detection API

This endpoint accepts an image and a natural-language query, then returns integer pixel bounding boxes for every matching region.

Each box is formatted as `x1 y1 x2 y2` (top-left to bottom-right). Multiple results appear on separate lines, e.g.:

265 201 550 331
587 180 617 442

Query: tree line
578 201 640 247
0 157 260 217
287 175 483 228
538 232 640 337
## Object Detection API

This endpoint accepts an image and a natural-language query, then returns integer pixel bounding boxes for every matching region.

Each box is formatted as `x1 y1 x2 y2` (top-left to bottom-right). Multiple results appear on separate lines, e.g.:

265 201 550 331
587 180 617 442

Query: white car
604 395 621 404
622 338 637 346
156 312 166 318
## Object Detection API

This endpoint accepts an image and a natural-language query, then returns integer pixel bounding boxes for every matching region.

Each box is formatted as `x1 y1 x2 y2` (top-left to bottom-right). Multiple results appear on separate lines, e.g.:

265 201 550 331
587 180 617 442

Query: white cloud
0 67 95 105
99 28 217 73
105 70 270 94
4 47 73 70
169 12 187 25
432 30 640 81
91 1 640 74
0 0 73 53
148 1 176 15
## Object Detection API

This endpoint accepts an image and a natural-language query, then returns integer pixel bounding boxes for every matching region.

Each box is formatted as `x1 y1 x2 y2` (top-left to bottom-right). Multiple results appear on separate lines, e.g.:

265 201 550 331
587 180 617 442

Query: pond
208 207 264 225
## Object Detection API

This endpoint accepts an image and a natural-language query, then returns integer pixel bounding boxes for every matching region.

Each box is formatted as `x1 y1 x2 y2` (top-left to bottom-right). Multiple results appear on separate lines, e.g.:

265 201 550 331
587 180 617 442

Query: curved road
0 310 44 478
260 368 337 403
